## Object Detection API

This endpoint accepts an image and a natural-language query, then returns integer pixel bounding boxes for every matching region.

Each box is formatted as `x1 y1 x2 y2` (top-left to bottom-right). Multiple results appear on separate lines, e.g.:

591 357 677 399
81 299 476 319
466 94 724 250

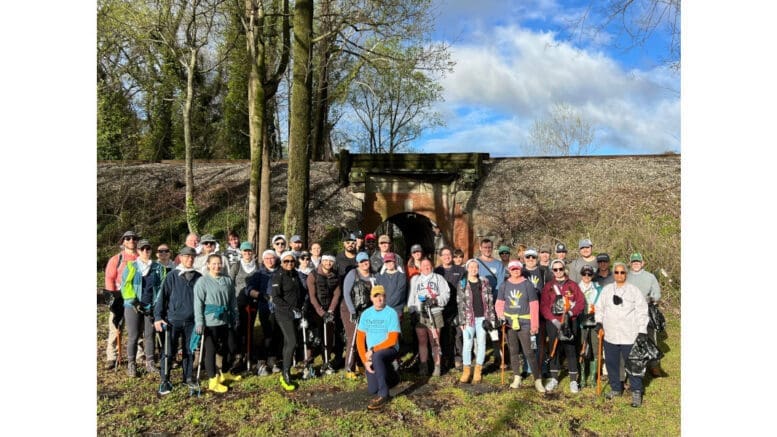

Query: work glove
637 332 648 342
482 319 493 331
249 290 260 299
428 297 438 307
567 310 574 318
350 313 359 323
552 319 562 330
195 325 204 335
595 322 603 334
324 311 335 324
300 317 309 329
293 309 303 320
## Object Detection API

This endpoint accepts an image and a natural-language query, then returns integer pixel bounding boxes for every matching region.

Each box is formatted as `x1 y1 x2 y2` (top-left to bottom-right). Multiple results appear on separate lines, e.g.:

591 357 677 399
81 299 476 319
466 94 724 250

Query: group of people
102 229 666 410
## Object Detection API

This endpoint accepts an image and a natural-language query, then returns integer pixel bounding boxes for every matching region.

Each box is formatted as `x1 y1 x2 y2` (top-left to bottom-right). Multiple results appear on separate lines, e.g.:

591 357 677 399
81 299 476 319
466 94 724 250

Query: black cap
596 253 611 262
555 243 567 253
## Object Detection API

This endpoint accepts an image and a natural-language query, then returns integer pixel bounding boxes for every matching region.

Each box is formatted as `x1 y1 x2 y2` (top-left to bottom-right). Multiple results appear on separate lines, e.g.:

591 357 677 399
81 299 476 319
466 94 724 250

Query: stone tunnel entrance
339 151 488 260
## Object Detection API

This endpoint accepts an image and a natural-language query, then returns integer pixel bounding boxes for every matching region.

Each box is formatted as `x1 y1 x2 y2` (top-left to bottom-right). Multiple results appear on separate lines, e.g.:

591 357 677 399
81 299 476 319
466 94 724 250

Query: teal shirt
358 305 401 350
194 274 238 328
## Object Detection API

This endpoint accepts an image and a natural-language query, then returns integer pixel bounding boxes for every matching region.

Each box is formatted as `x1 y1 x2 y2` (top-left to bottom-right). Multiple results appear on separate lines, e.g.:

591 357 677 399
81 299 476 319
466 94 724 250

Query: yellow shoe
219 371 242 383
208 376 228 393
345 371 358 380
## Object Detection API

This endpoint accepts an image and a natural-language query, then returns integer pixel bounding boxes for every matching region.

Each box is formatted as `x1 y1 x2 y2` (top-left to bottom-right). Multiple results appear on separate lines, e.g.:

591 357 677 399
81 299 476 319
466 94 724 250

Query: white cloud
418 24 680 155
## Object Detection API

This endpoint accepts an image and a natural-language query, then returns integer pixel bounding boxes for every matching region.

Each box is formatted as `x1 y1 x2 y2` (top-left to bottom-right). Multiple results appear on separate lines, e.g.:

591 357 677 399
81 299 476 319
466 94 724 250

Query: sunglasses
140 247 152 251
581 272 593 277
552 268 565 272
300 256 310 260
614 271 627 275
157 249 170 253
124 236 138 241
274 242 285 246
499 252 510 255
359 260 370 264
203 242 215 246
282 259 295 264
524 255 536 259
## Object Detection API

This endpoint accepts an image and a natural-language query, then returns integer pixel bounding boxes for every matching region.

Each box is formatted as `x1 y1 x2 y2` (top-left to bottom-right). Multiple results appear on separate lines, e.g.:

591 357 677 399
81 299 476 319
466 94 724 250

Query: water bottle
531 334 537 350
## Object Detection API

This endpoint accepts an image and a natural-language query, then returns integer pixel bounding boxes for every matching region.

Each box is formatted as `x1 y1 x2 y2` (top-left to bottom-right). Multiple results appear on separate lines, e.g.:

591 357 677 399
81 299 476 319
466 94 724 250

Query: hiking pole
500 323 506 385
300 317 313 379
158 323 173 395
346 313 360 374
192 331 205 397
596 328 604 396
323 315 332 374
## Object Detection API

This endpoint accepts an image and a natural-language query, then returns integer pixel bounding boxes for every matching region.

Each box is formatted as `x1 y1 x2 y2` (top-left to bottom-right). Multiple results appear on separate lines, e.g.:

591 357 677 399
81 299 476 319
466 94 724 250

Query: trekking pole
158 324 173 394
116 320 122 372
346 313 360 373
500 323 506 385
596 328 604 396
323 316 331 373
192 331 206 397
301 317 312 379
246 306 252 374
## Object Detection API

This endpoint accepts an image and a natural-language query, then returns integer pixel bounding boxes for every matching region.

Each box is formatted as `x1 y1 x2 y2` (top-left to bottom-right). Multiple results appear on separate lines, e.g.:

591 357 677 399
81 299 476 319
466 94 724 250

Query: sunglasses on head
300 256 310 260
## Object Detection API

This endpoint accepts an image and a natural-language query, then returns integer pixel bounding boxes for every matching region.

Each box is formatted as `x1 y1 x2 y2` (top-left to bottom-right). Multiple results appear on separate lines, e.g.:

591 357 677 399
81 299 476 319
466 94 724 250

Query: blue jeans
462 316 487 366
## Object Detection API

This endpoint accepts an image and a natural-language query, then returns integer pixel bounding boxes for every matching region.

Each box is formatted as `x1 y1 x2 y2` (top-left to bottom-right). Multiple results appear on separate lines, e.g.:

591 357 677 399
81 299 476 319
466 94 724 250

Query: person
370 234 404 274
342 252 375 378
452 248 465 267
568 239 598 283
333 232 359 367
431 222 448 264
173 232 200 264
498 245 512 279
595 253 615 286
596 262 649 407
271 234 288 260
495 260 544 392
538 245 552 268
357 285 401 410
406 244 424 279
577 265 603 388
154 246 202 394
354 230 366 253
554 243 568 263
120 238 167 376
540 259 585 393
271 251 307 391
194 234 230 276
193 254 241 393
229 241 259 373
434 247 466 370
309 242 322 268
245 250 281 375
364 233 377 256
155 244 176 272
335 232 358 279
307 253 341 375
522 248 548 378
515 243 527 264
297 251 314 282
376 252 407 319
474 238 505 368
408 258 450 377
289 235 305 258
457 258 497 384
103 230 139 369
626 252 666 377
224 230 242 268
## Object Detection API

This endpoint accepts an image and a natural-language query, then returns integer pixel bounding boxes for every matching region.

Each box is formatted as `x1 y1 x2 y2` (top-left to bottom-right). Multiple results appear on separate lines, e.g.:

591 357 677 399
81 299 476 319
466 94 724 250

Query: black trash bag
625 334 664 377
557 318 575 342
103 290 124 329
648 304 667 333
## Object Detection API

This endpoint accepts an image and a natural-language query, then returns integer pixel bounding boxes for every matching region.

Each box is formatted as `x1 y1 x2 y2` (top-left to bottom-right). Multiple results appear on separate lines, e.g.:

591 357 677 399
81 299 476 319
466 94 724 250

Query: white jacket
595 282 648 345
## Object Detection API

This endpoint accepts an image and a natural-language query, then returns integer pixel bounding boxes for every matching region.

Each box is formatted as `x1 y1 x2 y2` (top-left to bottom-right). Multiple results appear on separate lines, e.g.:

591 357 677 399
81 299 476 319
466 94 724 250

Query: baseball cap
524 248 538 258
356 252 370 262
410 244 423 253
383 252 396 262
290 235 302 243
630 253 644 262
371 285 386 297
179 246 197 256
201 234 217 244
378 235 391 243
498 245 511 255
539 245 551 254
578 239 593 249
343 232 357 241
121 230 138 240
272 234 287 244
555 243 567 253
240 241 254 251
365 233 376 241
596 253 611 262
137 239 152 249
508 260 523 271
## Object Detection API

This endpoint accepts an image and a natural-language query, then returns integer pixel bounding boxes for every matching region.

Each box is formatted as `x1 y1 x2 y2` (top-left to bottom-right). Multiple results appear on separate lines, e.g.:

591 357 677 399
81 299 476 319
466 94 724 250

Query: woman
596 262 649 407
342 252 375 379
495 260 544 392
229 241 259 373
577 265 603 388
309 243 322 268
408 258 450 377
271 251 307 391
406 244 424 280
457 258 497 384
193 254 241 393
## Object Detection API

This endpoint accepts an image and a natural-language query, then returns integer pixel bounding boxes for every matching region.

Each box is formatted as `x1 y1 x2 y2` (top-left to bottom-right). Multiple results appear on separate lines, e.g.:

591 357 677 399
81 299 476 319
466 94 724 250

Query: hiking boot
459 365 471 383
146 360 159 374
473 365 483 384
345 371 359 380
510 375 522 389
208 376 228 393
544 378 558 392
631 390 643 407
454 359 463 370
367 395 390 410
432 364 441 377
158 381 173 395
606 390 623 400
105 359 117 370
534 378 546 393
127 362 137 377
280 370 296 391
569 381 579 394
218 371 242 384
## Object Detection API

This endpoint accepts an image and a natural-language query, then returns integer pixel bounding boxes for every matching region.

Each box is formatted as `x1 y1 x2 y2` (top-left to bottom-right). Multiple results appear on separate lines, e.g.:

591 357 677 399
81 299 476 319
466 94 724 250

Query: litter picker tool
596 328 604 395
191 331 205 397
158 323 173 395
500 323 506 385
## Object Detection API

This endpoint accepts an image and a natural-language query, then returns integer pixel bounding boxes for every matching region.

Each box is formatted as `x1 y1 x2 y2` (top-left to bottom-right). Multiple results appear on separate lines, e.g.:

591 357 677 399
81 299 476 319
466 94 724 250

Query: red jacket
540 278 585 323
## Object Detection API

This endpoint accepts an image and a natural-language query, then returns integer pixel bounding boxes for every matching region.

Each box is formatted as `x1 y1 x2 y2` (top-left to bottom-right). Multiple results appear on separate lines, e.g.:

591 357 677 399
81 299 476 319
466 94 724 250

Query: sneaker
569 381 579 393
510 375 522 389
323 363 335 375
272 364 282 374
127 362 137 377
432 365 441 377
257 365 270 377
367 396 390 410
544 378 558 392
146 361 159 374
534 379 546 393
105 360 116 370
454 359 463 371
158 381 173 395
345 371 359 380
631 390 643 408
185 378 199 391
605 390 623 400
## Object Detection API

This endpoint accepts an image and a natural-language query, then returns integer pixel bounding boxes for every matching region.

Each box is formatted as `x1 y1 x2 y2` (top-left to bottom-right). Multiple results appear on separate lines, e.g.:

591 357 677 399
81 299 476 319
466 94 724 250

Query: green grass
97 306 680 436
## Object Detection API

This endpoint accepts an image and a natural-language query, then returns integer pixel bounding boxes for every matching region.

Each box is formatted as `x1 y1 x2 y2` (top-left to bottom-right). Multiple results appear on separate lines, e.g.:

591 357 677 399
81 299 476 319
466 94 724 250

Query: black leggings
203 325 236 378
275 313 297 372
546 321 578 381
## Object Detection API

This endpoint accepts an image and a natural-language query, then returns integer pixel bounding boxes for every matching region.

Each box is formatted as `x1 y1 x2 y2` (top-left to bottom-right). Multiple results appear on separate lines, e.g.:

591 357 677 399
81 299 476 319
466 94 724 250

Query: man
474 238 505 368
357 285 401 410
376 252 407 319
434 247 466 370
289 235 304 258
307 253 342 375
354 230 365 253
154 246 202 394
156 244 176 272
597 262 649 407
333 232 359 368
370 234 404 274
544 243 568 283
452 248 465 266
173 232 200 264
498 245 512 280
568 239 598 283
626 252 665 377
194 234 230 276
103 230 139 369
271 234 288 260
245 250 281 375
594 253 615 286
540 259 585 393
521 248 548 377
364 233 377 256
538 245 552 268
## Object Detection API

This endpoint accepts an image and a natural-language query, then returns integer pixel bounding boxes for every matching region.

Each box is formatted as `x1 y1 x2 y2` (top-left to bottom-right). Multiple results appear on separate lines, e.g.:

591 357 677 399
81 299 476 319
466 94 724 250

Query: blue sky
412 0 680 156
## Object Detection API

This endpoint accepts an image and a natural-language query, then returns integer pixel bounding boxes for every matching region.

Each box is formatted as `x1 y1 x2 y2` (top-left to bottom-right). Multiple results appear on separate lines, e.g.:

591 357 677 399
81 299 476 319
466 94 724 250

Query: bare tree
527 103 596 156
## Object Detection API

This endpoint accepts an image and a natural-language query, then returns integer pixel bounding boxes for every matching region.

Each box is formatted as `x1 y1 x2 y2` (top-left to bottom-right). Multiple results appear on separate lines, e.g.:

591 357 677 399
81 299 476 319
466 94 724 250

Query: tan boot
459 365 472 383
473 365 483 384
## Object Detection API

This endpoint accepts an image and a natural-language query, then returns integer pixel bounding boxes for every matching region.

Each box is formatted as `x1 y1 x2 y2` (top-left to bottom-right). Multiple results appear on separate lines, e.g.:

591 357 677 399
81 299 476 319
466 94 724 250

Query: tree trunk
246 0 265 248
259 124 271 250
184 48 199 235
284 0 313 241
